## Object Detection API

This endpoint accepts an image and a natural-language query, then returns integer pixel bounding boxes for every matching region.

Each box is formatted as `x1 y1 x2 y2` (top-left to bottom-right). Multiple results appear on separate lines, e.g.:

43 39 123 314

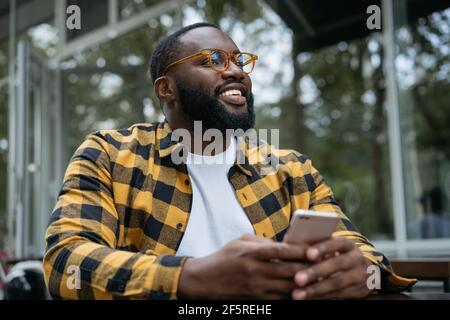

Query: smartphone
283 209 340 245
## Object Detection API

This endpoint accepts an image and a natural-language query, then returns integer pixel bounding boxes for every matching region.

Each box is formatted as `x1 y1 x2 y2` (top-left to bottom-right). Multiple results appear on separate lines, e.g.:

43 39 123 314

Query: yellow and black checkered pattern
43 121 415 299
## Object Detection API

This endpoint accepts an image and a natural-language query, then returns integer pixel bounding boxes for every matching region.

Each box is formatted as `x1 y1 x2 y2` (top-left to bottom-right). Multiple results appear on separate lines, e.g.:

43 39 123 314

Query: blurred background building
0 0 449 266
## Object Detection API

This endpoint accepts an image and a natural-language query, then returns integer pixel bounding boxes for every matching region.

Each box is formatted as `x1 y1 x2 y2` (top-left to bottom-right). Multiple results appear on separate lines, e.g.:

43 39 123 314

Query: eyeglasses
162 48 258 75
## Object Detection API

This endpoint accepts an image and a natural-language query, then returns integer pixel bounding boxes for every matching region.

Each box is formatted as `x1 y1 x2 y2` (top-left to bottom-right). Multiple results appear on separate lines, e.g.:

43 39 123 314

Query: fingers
265 278 298 294
261 260 311 279
292 253 371 300
292 271 352 300
253 241 308 261
241 267 300 300
238 234 310 262
238 235 307 261
306 237 355 262
294 279 371 300
294 247 361 287
255 278 298 300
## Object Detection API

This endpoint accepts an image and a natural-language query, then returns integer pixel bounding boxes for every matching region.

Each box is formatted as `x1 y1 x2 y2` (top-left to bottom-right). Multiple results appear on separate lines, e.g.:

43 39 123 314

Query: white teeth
220 89 242 97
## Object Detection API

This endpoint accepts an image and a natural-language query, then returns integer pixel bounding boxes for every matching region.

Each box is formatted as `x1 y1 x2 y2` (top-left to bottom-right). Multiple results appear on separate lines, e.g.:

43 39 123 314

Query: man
408 187 450 239
43 22 414 300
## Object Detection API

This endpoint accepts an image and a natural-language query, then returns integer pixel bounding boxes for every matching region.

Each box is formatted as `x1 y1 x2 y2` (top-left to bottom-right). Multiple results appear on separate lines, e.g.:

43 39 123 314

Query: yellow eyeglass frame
162 48 258 75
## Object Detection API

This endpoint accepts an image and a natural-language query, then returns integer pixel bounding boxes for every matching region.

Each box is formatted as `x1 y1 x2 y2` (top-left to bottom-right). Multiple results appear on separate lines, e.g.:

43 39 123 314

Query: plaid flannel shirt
43 121 415 299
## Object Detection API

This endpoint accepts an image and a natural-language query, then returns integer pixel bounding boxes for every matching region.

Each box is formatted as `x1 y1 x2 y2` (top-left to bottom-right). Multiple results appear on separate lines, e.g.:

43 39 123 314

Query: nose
221 59 245 81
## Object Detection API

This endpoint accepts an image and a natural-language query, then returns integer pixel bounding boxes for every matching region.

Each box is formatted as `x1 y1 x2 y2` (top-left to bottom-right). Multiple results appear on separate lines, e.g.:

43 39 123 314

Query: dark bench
391 259 450 292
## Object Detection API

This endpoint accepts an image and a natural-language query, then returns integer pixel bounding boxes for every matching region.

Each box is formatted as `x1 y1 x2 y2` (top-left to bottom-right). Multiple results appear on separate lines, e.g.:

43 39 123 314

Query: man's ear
154 76 176 103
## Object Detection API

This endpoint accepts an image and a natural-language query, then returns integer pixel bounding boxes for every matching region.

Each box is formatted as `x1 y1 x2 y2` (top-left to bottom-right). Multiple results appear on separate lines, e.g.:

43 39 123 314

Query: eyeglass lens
210 50 254 73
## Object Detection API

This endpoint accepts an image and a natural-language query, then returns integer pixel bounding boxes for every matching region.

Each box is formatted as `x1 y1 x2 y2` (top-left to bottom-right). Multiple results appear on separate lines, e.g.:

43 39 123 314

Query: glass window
66 0 108 41
119 0 162 20
180 1 393 240
61 20 180 163
0 84 8 252
26 22 58 58
291 33 394 240
0 41 8 78
396 7 450 239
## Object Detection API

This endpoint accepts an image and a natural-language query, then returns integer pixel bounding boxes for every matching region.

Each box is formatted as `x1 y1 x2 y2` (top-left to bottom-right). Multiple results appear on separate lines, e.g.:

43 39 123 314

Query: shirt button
176 223 183 230
184 179 190 186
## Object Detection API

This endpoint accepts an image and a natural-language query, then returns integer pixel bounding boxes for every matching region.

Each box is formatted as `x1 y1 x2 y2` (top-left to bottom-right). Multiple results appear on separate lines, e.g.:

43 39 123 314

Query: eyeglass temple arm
163 52 206 75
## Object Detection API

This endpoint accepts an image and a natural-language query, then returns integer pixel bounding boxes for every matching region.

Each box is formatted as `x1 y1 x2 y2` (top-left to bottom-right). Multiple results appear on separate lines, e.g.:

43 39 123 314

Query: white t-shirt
176 137 255 257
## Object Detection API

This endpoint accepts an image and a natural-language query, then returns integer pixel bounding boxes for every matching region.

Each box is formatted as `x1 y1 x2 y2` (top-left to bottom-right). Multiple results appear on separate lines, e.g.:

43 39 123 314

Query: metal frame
51 0 195 64
0 0 54 43
382 0 408 258
108 0 119 26
374 239 450 257
282 0 316 38
54 0 67 60
15 41 29 258
11 41 60 258
7 0 17 258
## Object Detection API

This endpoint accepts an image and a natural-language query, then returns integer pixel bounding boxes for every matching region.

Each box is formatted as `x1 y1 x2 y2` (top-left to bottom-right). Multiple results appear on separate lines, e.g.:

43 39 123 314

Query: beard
176 79 255 134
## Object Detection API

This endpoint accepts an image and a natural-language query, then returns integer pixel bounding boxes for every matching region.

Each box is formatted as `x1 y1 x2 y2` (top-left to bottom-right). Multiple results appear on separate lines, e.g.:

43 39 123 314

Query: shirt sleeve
43 132 189 300
289 154 416 293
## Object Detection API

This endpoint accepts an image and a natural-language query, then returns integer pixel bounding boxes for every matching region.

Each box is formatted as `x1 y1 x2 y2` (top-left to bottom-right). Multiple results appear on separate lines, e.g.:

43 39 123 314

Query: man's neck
189 132 231 156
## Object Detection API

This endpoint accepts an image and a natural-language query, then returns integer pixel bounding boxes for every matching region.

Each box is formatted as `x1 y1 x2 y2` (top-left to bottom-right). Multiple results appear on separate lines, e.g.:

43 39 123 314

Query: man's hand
291 237 373 300
178 234 311 299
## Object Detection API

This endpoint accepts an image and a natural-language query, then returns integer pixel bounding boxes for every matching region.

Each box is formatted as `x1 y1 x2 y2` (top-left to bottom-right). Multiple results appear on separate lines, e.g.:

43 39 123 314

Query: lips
217 84 248 106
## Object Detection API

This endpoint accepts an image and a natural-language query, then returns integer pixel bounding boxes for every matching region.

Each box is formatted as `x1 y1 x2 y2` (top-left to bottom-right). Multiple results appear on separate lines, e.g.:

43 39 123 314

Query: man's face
168 27 255 133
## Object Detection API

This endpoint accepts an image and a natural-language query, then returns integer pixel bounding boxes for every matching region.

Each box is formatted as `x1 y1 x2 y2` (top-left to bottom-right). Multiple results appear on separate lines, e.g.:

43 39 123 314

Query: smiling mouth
218 89 247 106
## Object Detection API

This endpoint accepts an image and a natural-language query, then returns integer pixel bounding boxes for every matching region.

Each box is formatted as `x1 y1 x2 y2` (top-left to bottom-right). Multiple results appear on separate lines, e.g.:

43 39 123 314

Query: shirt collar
155 120 182 158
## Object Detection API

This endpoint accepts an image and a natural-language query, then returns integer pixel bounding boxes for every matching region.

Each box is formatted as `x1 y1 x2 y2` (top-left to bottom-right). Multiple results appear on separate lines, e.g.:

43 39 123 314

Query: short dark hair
149 22 221 83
